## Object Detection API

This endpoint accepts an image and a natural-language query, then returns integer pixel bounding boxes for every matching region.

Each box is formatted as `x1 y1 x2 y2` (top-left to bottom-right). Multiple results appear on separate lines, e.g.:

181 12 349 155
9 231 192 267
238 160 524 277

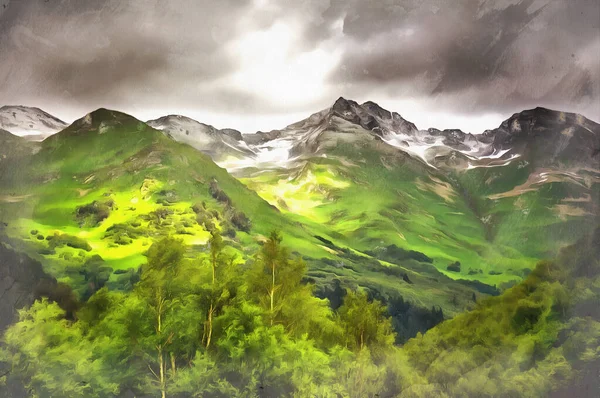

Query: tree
202 230 238 349
1 300 120 397
337 290 395 355
135 237 191 398
247 231 338 342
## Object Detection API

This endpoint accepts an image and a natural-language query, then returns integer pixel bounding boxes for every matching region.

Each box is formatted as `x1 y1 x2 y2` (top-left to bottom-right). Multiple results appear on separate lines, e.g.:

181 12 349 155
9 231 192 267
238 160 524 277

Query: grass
1 108 594 318
233 140 596 289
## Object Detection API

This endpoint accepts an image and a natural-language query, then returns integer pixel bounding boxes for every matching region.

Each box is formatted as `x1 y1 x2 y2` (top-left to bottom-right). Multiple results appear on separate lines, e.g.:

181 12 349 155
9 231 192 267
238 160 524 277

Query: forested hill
1 228 598 397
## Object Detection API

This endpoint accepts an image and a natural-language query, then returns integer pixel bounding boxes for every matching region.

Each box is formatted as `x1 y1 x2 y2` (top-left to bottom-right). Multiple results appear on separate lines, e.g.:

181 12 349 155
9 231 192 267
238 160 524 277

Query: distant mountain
228 99 598 173
0 105 68 141
218 98 522 171
205 98 598 287
147 115 255 163
483 107 600 169
0 129 39 158
0 107 488 322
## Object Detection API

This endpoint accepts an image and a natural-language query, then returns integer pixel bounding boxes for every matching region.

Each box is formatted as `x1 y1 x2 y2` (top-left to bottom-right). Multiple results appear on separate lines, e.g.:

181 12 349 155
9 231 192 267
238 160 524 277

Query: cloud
0 0 598 132
0 0 257 112
323 0 600 118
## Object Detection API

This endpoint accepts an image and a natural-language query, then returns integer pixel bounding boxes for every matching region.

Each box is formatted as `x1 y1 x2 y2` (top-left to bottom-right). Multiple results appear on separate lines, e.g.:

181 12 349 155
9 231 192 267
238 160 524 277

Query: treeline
1 230 599 397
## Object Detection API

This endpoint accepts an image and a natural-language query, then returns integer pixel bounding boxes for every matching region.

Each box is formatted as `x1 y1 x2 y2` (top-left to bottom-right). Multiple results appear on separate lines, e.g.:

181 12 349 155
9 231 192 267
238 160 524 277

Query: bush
230 210 251 232
75 200 114 227
47 233 92 251
447 261 461 272
209 180 231 205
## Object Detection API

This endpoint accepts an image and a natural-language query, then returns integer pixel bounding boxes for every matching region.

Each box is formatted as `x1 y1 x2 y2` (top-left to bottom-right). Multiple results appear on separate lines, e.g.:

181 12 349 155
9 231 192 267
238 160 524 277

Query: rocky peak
489 107 600 168
328 97 418 135
361 101 393 120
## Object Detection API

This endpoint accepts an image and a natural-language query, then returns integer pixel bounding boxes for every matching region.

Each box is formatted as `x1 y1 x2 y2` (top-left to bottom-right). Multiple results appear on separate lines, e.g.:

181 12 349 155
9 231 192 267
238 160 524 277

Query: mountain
1 102 598 397
219 99 598 174
0 108 300 281
484 107 600 168
179 98 598 290
147 115 255 163
224 98 513 172
0 106 68 141
0 107 484 325
0 129 40 158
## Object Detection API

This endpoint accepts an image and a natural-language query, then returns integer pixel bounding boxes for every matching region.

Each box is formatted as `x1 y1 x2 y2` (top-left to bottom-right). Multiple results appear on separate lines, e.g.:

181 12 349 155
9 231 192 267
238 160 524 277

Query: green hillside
237 124 598 292
0 109 483 320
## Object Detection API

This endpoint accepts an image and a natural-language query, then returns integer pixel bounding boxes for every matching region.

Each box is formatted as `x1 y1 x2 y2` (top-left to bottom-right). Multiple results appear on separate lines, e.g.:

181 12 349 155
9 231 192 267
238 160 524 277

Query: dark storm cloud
0 0 598 126
320 0 600 117
0 0 255 113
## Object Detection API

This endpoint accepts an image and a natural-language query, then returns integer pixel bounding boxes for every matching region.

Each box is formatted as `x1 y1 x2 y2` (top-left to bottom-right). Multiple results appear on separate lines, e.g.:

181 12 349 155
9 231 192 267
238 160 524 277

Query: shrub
209 180 231 205
75 200 114 227
47 233 92 251
447 261 461 272
230 210 251 232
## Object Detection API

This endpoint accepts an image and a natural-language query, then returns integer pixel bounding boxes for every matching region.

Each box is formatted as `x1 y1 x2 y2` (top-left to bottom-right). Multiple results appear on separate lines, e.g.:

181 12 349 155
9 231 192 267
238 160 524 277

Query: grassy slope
238 131 597 291
454 161 599 259
395 228 600 397
0 110 483 317
0 110 314 281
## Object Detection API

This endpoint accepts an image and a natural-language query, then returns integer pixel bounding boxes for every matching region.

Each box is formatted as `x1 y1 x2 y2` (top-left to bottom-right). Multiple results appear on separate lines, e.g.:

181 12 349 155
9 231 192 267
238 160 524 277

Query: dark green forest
1 229 598 398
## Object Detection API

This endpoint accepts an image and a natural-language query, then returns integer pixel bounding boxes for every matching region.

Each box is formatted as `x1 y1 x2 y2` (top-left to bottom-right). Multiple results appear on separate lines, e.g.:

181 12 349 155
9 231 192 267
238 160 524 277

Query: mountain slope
200 99 599 289
0 109 307 287
0 106 68 141
0 108 484 320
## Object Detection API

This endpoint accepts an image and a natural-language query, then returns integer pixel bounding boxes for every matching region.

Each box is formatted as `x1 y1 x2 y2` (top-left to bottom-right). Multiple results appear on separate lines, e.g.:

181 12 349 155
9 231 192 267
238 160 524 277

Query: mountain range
0 98 598 327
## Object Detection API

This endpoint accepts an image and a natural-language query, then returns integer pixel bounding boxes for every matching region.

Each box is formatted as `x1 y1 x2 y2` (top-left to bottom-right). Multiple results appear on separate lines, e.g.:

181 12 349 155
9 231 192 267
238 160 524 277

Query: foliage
1 230 599 397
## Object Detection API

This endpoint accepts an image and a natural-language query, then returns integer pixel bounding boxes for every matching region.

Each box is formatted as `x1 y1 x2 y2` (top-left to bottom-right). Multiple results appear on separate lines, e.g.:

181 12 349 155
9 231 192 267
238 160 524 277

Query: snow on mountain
0 106 68 141
148 99 599 173
147 115 255 163
228 98 518 171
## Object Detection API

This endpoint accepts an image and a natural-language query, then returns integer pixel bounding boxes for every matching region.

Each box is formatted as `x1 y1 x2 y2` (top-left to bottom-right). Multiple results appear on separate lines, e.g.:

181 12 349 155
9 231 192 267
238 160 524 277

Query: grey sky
0 0 598 133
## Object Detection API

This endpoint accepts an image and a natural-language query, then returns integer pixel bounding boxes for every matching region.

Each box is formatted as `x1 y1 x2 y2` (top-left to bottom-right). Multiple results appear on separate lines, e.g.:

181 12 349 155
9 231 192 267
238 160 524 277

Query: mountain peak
487 106 600 168
56 108 146 138
0 105 68 140
332 96 351 106
146 114 252 162
331 97 360 113
499 107 599 134
78 108 140 125
147 115 243 141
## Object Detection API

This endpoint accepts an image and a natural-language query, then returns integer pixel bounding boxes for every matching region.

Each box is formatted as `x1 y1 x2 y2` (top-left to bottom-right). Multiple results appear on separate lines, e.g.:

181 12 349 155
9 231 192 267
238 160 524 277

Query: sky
0 0 598 134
